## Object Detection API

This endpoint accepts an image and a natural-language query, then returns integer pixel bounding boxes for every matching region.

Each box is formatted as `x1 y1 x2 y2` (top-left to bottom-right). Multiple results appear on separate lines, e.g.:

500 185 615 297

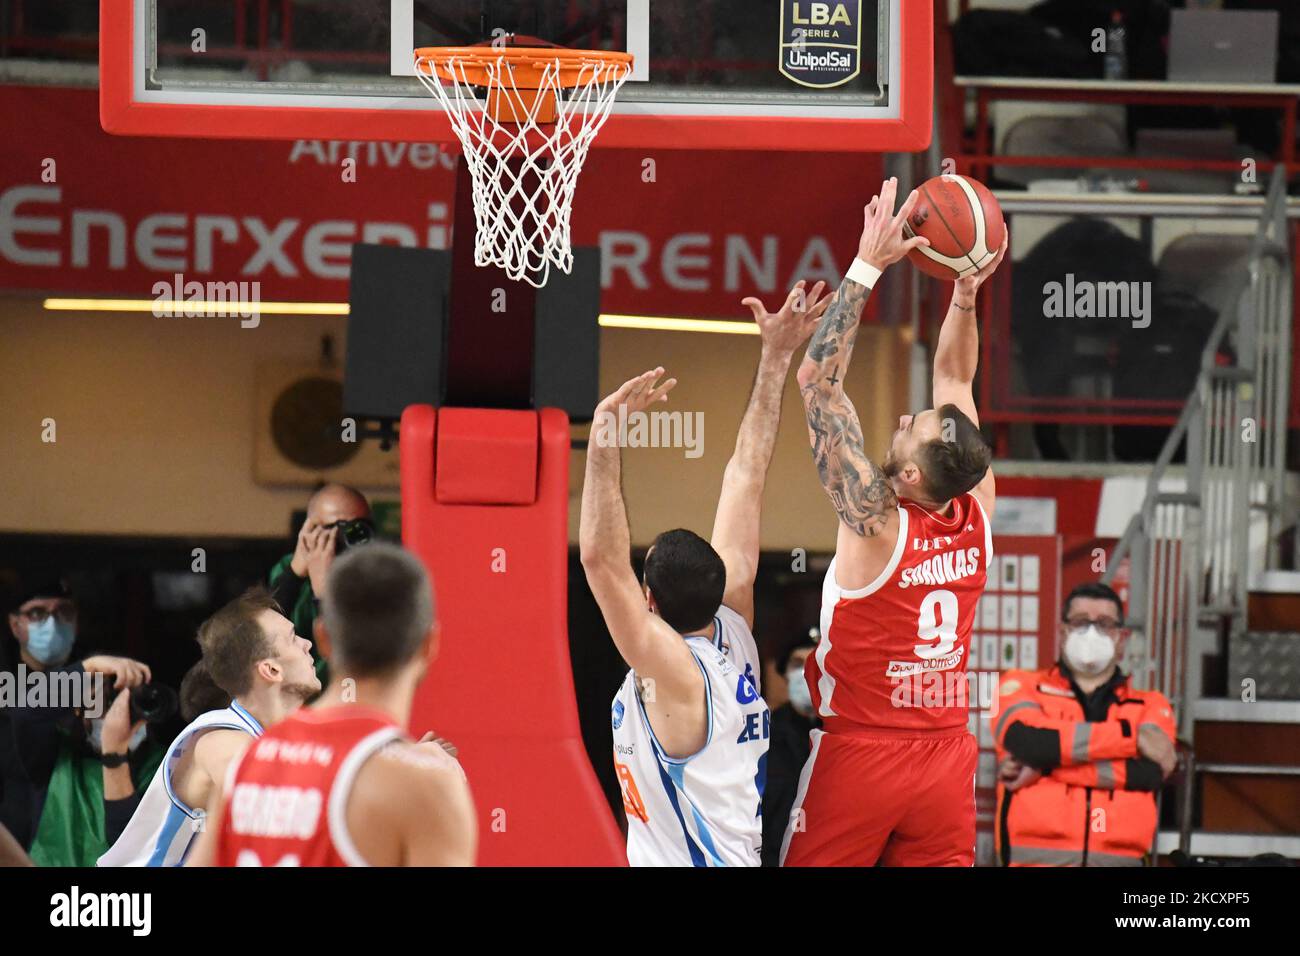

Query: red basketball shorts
779 725 977 867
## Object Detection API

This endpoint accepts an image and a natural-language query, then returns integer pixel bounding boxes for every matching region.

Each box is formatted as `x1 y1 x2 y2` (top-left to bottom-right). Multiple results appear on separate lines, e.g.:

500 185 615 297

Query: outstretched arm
932 232 1007 515
579 369 705 756
796 179 927 586
712 281 831 628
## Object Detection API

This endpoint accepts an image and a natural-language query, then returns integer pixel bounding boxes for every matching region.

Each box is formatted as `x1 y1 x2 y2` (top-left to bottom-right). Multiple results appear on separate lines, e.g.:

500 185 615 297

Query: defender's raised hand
596 367 678 419
743 280 832 356
858 177 930 272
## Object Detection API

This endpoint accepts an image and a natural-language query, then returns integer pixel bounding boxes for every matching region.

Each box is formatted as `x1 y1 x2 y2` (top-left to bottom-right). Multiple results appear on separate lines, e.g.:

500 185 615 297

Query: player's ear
312 616 332 661
256 657 283 685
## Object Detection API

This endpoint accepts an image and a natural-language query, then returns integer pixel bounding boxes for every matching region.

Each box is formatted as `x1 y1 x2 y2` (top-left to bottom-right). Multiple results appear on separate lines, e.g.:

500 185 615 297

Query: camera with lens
127 682 179 725
332 518 375 555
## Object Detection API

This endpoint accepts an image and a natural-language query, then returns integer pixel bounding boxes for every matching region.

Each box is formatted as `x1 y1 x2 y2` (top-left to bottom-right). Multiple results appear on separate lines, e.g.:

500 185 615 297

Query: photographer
267 483 374 682
2 574 157 860
27 679 174 867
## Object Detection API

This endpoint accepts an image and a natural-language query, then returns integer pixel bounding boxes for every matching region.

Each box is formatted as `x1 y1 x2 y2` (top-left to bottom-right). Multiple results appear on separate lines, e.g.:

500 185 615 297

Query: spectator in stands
761 629 821 867
2 573 161 863
994 582 1177 866
268 483 374 682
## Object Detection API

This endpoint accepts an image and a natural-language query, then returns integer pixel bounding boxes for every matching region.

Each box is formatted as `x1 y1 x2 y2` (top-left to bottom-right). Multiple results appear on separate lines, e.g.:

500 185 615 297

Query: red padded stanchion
400 404 625 865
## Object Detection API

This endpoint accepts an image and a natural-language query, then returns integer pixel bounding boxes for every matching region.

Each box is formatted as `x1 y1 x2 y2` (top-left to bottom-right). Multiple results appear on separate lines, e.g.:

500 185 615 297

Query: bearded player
781 178 1007 867
582 281 830 866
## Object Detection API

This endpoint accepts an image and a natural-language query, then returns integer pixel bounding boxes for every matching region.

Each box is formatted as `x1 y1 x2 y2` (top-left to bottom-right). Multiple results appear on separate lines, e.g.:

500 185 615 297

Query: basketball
905 175 1006 280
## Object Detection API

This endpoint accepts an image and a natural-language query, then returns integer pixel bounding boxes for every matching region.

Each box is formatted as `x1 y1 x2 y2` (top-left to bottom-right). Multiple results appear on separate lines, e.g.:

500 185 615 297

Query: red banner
0 85 881 318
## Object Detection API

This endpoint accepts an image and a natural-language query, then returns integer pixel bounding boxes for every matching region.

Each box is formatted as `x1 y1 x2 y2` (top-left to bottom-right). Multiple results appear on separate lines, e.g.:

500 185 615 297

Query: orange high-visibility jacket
993 665 1175 867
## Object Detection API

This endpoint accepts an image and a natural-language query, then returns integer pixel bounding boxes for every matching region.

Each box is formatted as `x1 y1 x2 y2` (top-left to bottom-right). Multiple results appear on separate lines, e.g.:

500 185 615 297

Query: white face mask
1063 625 1116 678
786 668 813 715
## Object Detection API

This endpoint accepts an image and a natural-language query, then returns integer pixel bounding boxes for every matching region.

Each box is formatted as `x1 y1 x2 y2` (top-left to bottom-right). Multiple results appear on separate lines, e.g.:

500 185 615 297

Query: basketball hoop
414 45 634 288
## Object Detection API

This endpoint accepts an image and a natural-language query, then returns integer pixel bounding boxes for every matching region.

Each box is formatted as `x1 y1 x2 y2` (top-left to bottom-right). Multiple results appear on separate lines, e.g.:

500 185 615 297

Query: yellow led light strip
42 298 349 315
597 314 757 336
42 300 756 335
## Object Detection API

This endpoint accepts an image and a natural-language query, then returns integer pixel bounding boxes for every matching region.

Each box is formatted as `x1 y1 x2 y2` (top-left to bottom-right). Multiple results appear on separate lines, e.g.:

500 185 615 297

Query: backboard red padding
400 405 625 866
435 408 538 505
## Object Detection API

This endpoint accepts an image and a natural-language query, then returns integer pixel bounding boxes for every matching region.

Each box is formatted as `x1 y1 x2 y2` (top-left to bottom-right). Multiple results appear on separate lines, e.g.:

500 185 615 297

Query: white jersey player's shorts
611 605 769 867
98 701 263 867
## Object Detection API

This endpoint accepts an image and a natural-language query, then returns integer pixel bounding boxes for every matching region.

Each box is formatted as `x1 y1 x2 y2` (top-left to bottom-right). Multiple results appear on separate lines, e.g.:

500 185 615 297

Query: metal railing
1102 167 1295 742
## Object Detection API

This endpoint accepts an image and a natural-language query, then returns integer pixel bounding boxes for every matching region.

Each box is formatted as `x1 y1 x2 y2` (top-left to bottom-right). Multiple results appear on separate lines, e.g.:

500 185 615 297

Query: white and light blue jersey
611 605 769 867
713 605 762 698
97 701 263 867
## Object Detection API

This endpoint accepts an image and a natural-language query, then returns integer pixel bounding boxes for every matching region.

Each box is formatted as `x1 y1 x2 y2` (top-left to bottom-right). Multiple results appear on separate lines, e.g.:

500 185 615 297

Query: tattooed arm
712 281 831 628
798 280 896 538
579 368 706 759
796 179 927 588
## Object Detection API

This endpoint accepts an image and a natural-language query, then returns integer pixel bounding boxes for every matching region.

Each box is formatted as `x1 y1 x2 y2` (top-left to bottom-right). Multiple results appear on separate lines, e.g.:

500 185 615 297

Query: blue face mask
26 617 76 666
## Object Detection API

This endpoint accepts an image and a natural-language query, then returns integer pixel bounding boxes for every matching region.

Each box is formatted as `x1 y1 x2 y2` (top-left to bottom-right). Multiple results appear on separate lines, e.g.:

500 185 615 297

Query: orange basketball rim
416 46 634 123
412 44 635 288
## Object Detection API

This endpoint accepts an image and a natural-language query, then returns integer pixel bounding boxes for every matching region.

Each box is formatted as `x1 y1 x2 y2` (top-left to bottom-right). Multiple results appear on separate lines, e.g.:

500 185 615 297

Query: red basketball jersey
215 706 405 867
807 493 992 732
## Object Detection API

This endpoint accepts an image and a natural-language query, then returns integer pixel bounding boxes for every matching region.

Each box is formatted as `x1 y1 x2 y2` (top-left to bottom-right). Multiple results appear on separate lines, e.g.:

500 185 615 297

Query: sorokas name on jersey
898 547 982 589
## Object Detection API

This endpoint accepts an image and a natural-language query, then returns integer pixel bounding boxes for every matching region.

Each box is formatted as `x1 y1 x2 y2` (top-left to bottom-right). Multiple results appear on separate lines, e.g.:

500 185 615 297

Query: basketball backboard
100 0 932 152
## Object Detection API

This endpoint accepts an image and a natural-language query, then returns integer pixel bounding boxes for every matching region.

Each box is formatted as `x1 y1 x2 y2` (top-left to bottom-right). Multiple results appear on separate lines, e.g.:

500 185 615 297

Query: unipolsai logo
780 1 862 89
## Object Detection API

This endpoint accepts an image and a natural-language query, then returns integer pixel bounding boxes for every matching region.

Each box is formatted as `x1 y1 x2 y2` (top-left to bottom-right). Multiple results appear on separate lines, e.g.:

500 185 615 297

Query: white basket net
415 48 634 288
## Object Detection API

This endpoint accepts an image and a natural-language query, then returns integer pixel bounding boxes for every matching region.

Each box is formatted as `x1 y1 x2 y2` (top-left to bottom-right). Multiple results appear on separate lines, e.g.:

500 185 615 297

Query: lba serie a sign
780 1 863 89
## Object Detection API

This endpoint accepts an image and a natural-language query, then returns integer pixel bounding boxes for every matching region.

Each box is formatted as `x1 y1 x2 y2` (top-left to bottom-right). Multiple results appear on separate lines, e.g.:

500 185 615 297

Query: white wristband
846 257 882 290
